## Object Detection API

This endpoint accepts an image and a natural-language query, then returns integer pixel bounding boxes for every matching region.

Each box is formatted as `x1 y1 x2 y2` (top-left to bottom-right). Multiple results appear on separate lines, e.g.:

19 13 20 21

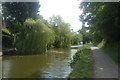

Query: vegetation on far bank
2 2 83 55
2 16 83 55
68 44 93 78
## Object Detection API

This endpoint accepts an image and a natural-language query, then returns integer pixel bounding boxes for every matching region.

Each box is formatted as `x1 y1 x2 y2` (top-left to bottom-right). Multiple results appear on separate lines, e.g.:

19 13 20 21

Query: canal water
2 45 81 78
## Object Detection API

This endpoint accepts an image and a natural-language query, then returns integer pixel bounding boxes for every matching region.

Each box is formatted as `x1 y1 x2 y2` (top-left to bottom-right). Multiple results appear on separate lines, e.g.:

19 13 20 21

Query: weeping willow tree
54 23 72 48
15 18 55 55
49 15 73 48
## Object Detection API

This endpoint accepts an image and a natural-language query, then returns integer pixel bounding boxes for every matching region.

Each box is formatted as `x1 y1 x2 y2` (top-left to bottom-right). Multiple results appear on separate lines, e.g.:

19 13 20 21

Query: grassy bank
98 40 119 66
68 44 93 78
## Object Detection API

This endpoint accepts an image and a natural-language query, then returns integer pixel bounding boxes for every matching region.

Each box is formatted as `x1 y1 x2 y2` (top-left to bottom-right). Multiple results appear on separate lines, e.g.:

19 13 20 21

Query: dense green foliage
71 32 82 45
78 27 90 44
49 15 81 48
79 2 119 64
15 19 55 54
2 2 40 49
2 2 40 24
80 2 119 44
69 44 93 78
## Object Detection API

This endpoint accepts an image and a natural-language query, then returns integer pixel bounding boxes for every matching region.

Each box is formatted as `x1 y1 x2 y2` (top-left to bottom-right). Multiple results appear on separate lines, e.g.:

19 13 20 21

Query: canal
2 45 81 78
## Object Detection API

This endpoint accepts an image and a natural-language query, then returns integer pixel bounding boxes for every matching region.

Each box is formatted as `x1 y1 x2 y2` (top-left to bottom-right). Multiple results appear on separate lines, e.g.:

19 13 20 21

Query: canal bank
69 44 93 78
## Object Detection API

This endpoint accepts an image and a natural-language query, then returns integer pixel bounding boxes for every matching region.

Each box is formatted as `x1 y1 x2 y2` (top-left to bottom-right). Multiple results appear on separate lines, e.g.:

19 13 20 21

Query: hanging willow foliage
53 22 73 48
15 18 55 55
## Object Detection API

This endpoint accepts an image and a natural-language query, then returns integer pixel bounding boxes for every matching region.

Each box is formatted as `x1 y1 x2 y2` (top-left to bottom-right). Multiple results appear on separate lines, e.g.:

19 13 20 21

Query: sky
39 0 82 32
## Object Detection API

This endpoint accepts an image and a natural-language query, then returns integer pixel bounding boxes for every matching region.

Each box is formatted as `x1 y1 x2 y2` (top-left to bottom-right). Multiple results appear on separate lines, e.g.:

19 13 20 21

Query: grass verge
68 44 93 78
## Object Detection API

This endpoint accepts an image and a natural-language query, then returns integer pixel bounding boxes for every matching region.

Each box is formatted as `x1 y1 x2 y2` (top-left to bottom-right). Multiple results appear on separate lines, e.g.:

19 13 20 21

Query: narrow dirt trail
91 45 119 78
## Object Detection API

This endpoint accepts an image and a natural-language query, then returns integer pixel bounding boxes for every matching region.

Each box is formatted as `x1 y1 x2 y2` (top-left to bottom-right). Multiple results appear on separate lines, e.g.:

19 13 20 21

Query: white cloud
39 0 82 32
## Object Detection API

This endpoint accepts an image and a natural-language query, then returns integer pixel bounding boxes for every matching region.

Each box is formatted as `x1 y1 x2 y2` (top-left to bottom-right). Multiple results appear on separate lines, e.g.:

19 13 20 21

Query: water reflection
3 46 79 78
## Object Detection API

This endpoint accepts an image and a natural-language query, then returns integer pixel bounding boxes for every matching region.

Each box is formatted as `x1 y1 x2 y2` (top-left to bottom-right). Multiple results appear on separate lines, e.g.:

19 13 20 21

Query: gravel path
91 45 119 78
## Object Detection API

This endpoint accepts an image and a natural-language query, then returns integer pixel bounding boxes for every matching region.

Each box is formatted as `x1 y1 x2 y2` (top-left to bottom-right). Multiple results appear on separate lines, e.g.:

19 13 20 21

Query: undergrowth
68 44 93 78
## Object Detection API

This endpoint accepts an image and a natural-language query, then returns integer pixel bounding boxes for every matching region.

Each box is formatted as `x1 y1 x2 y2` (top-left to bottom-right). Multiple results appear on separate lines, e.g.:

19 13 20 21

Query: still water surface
3 46 80 78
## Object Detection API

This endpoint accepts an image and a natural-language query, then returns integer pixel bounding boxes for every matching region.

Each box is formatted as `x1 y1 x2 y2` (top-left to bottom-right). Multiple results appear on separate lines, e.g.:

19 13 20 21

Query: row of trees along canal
2 2 83 55
79 2 120 64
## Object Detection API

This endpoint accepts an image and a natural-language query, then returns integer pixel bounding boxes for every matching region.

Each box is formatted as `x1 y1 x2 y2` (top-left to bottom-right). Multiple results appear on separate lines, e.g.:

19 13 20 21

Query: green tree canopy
71 32 82 45
2 2 40 48
2 2 40 24
15 18 55 54
49 15 73 48
79 2 120 44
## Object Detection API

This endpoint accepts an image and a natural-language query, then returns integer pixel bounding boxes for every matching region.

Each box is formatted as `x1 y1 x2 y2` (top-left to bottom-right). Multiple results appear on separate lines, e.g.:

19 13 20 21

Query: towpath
91 45 119 78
